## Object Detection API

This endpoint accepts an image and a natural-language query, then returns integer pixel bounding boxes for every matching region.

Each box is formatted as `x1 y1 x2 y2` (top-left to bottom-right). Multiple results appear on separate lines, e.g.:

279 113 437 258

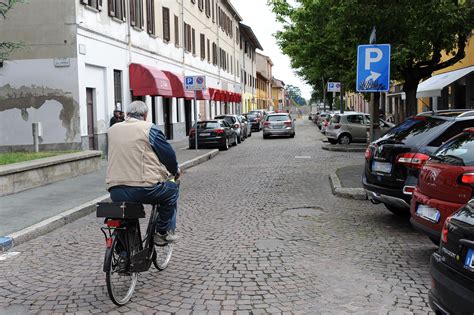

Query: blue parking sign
356 44 391 92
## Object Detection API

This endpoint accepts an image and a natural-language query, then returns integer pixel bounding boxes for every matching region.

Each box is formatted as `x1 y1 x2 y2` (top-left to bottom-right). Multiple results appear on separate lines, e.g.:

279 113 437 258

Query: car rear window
247 115 256 119
433 133 474 166
379 117 448 146
197 122 220 129
267 115 290 121
331 115 341 124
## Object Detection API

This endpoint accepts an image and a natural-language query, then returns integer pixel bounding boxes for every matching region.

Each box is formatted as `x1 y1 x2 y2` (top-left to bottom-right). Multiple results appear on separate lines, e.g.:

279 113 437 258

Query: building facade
271 77 285 111
0 0 261 152
256 53 273 110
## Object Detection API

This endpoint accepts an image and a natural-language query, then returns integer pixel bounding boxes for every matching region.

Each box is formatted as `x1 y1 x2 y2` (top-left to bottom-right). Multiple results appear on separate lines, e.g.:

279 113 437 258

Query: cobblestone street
0 120 436 314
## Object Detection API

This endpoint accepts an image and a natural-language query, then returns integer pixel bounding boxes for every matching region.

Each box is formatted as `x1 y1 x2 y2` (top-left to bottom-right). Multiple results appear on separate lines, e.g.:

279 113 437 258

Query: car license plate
372 161 392 173
199 133 210 137
465 249 474 269
416 204 440 223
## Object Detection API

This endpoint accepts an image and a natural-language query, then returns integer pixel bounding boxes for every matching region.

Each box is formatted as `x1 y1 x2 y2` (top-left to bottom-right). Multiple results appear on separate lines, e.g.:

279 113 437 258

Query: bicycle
96 201 174 306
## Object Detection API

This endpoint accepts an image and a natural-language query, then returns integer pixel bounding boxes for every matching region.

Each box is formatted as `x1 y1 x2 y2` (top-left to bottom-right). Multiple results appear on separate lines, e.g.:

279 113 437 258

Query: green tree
0 0 22 61
286 84 307 106
269 0 474 117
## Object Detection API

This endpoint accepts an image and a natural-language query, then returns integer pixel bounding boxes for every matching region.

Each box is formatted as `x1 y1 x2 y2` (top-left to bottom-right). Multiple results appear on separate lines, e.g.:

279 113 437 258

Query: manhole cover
255 239 283 250
283 207 323 217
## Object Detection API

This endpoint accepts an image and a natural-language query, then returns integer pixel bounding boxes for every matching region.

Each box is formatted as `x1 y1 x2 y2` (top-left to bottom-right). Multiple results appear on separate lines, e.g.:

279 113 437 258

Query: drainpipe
126 0 132 65
181 0 185 75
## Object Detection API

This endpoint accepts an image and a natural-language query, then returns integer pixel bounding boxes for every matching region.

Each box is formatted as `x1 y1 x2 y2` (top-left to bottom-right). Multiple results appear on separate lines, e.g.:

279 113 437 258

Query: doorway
86 88 97 150
184 99 192 136
163 98 173 140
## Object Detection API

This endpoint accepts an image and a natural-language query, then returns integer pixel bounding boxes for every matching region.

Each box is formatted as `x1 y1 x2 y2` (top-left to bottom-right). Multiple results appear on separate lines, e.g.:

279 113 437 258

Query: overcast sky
230 0 313 100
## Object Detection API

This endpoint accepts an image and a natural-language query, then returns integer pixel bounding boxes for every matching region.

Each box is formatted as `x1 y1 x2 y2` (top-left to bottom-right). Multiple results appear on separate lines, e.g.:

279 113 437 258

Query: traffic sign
327 82 341 93
184 75 207 91
356 44 390 92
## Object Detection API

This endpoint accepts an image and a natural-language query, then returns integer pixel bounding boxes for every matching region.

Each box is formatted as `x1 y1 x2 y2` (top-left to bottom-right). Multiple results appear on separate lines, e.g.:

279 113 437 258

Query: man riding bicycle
106 100 180 244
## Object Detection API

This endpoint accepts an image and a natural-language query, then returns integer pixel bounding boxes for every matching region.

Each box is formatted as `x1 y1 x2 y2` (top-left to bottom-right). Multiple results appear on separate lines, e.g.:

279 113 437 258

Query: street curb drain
329 173 367 200
4 149 220 249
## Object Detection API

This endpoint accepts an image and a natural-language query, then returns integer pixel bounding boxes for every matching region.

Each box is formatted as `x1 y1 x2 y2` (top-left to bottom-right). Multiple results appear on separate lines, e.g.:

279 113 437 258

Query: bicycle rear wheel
152 243 173 271
105 230 138 306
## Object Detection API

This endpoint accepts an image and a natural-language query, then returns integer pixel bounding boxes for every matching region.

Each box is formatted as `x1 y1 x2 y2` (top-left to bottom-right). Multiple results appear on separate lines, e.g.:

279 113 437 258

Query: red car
410 128 474 244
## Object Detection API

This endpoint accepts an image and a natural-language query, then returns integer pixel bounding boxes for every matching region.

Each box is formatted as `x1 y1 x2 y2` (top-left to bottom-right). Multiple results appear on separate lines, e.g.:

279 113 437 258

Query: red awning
209 88 219 101
196 89 210 100
129 63 173 97
162 71 195 100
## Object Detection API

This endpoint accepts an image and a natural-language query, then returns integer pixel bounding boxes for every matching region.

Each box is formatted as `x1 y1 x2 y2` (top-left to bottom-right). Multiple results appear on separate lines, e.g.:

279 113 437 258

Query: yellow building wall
417 32 474 113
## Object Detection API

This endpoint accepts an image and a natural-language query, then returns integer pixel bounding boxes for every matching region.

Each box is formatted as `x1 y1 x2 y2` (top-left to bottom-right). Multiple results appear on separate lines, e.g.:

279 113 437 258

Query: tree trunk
403 80 419 118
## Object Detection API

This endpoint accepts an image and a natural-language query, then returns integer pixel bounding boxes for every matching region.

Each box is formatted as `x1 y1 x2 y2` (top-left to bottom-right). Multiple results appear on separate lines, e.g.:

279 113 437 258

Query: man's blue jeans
109 181 179 233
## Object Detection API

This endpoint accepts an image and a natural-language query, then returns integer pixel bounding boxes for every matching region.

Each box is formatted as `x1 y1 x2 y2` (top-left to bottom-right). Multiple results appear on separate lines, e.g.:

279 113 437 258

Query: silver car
263 113 296 139
326 112 394 144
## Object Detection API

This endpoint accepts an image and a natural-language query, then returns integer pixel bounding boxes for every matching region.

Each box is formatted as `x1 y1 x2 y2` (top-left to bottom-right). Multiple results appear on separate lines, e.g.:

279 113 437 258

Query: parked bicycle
97 201 174 306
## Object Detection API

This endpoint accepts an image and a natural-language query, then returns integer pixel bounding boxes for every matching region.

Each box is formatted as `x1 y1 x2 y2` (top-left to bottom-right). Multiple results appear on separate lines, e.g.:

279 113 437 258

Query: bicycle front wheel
105 231 138 306
152 243 173 271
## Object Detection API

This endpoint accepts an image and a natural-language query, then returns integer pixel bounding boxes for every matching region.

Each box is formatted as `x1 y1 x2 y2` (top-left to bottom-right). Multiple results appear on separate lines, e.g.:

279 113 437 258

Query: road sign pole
340 83 344 114
194 91 198 151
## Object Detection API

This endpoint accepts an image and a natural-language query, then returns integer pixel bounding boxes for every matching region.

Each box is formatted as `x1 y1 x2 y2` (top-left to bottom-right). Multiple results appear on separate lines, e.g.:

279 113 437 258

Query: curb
322 144 366 152
3 149 219 249
180 149 219 170
329 173 367 200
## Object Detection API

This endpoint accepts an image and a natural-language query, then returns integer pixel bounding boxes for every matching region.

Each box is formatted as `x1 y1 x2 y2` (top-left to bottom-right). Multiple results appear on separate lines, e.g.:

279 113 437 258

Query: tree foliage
0 0 22 60
286 84 307 106
268 0 474 116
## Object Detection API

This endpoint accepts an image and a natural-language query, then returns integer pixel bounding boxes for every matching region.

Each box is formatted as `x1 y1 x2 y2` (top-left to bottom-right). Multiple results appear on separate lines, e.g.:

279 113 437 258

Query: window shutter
121 0 126 20
98 0 103 10
163 7 170 41
80 0 88 5
174 15 179 46
130 0 136 26
192 28 196 55
108 0 115 17
139 0 144 29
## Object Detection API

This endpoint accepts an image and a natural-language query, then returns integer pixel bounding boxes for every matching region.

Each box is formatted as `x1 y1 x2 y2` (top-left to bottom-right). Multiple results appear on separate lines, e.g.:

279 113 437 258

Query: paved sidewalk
336 164 364 188
0 139 216 240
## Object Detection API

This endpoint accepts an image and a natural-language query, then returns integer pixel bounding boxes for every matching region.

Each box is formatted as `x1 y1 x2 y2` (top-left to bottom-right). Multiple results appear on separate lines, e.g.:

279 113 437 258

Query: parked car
320 114 333 135
263 113 296 139
429 199 474 314
239 115 252 138
189 120 237 150
316 112 331 129
410 127 474 244
214 115 245 143
246 114 262 131
326 112 394 144
364 111 474 215
248 110 266 131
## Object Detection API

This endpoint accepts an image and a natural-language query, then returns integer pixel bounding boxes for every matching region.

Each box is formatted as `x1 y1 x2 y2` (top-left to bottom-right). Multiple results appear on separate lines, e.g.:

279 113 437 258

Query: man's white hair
127 101 148 117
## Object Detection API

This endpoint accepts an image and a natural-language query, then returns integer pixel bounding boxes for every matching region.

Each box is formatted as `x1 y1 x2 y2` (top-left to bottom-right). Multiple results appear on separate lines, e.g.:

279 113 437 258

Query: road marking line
295 156 311 159
0 251 20 261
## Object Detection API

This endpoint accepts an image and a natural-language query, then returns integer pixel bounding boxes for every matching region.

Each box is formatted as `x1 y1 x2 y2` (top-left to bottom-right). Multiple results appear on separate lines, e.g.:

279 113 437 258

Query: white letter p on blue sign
357 44 391 92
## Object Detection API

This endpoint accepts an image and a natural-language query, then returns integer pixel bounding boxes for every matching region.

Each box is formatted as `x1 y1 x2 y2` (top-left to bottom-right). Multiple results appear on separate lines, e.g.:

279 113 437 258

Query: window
198 0 204 11
205 0 211 17
200 34 205 60
192 28 196 55
81 0 102 10
130 0 144 29
174 15 179 46
207 39 210 62
184 23 192 52
162 7 170 41
191 0 195 3
113 70 122 109
146 0 155 35
212 42 217 65
236 26 239 44
212 0 215 22
108 0 125 20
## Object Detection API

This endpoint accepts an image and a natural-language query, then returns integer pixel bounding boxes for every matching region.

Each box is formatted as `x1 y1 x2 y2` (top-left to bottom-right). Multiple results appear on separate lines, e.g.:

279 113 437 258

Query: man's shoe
154 230 178 245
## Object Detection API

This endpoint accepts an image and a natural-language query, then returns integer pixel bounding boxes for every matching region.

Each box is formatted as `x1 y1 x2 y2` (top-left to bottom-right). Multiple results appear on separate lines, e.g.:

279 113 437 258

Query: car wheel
263 134 269 139
429 237 440 246
220 137 229 151
232 134 238 146
328 138 338 145
290 133 295 138
384 204 410 217
188 142 195 149
248 131 252 137
338 134 352 145
237 135 242 144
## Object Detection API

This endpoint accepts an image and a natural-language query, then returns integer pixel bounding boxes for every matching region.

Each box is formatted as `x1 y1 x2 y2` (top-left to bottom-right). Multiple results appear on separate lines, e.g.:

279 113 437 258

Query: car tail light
365 147 372 160
107 219 121 228
264 122 270 127
214 128 225 135
403 185 415 195
284 121 292 126
334 123 341 129
464 127 474 133
396 153 430 169
460 172 474 186
441 216 452 243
